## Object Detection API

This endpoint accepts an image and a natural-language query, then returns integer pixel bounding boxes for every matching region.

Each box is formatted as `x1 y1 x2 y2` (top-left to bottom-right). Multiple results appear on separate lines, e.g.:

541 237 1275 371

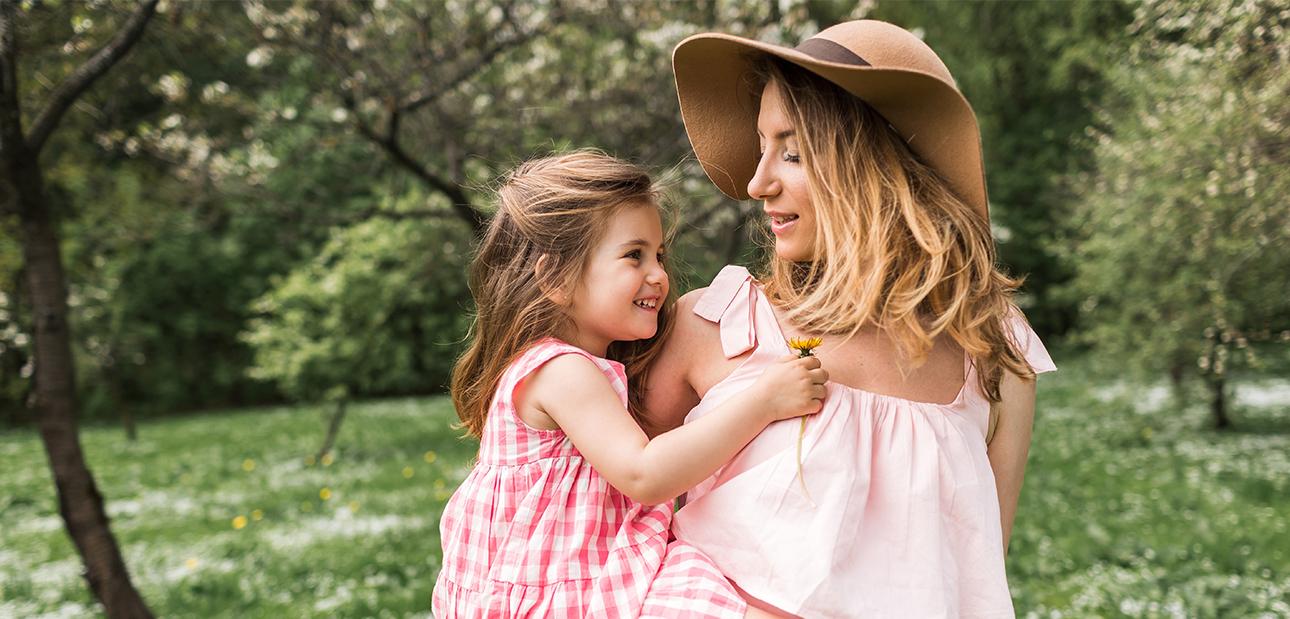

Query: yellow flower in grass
241 458 256 472
320 453 335 467
402 466 415 479
251 509 264 521
785 336 823 505
319 487 332 501
348 500 360 513
231 515 248 530
423 451 438 464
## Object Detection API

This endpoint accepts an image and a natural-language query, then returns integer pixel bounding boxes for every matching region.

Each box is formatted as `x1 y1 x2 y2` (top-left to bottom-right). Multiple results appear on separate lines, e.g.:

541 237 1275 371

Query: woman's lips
770 213 799 236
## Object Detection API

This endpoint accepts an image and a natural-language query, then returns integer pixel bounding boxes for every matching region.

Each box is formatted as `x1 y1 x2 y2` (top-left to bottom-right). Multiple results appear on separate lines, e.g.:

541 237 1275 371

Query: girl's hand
751 355 829 422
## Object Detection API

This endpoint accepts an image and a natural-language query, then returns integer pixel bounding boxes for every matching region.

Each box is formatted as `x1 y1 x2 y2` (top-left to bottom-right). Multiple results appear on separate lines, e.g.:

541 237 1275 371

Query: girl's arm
987 370 1038 555
522 351 824 506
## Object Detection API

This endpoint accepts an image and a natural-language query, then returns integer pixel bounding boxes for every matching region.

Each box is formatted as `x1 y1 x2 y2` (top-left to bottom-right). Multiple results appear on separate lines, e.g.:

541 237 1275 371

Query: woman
644 20 1056 618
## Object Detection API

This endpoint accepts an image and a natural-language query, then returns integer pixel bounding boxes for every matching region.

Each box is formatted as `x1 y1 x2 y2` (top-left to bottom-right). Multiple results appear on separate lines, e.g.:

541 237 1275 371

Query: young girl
431 151 828 618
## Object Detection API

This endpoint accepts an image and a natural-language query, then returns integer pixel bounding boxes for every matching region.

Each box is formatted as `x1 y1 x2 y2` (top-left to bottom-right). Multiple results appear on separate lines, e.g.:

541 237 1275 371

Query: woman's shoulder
690 265 760 322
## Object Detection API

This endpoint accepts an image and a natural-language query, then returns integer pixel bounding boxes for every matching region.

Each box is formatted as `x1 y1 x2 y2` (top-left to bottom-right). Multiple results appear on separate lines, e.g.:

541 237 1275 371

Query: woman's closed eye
756 150 800 164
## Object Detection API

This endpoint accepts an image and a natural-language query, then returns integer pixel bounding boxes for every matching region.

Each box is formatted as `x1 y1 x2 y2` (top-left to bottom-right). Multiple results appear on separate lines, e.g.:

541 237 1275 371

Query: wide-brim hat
673 20 989 221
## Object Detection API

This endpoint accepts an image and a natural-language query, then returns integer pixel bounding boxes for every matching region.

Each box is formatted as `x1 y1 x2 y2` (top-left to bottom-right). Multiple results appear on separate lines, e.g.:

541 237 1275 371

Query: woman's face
750 81 816 262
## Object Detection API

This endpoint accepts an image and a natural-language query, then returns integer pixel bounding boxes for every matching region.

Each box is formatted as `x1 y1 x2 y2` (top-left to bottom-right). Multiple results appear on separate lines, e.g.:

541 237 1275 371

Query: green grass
1 398 479 618
1 359 1287 618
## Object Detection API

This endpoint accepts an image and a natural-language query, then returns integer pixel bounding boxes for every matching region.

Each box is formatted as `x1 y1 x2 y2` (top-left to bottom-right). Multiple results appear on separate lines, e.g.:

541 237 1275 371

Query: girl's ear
535 254 570 306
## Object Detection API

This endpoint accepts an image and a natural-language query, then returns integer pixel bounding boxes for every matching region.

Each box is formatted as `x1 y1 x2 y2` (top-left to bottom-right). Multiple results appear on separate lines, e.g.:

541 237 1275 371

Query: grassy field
2 357 1288 618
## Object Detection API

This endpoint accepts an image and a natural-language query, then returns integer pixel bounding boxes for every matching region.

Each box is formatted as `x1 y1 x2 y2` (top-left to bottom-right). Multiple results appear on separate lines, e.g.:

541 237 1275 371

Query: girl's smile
563 201 669 355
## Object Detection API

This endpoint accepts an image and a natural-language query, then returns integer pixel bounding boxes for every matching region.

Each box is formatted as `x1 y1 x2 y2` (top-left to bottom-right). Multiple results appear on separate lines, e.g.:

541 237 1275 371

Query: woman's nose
747 153 780 200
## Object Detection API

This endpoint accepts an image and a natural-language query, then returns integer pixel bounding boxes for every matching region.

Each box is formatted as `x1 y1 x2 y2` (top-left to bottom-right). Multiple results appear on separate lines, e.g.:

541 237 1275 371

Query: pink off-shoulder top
672 266 1056 618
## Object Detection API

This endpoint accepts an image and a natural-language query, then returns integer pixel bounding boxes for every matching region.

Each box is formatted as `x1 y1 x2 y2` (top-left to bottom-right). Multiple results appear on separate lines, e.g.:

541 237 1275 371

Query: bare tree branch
397 9 550 114
344 94 486 235
27 0 160 155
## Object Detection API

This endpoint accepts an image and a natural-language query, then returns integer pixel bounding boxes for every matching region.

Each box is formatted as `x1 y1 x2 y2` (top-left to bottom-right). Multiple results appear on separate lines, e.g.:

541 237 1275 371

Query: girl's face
749 82 817 263
563 202 669 356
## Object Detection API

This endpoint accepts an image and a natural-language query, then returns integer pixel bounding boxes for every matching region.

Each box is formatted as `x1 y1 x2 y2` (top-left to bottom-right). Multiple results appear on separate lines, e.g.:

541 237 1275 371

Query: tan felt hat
672 20 989 221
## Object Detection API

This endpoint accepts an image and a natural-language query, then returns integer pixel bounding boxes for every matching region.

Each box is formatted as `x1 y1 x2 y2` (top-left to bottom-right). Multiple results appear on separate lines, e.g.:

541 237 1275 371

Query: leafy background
1 0 1286 616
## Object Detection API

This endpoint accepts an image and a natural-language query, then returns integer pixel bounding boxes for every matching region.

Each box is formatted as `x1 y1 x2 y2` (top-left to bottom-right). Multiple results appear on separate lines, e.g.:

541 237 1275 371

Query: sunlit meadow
2 356 1287 617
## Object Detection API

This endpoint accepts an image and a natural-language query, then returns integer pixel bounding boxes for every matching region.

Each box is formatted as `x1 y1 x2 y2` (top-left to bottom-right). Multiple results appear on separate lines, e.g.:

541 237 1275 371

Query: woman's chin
773 243 813 263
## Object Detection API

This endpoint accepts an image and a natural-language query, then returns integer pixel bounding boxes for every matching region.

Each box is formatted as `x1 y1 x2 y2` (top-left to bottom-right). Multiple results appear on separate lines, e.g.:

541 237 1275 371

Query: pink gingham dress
432 338 747 618
672 266 1057 618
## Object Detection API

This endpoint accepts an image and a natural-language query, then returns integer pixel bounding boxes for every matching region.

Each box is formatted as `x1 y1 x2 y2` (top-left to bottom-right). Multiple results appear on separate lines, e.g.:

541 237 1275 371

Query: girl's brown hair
754 58 1034 402
451 150 675 438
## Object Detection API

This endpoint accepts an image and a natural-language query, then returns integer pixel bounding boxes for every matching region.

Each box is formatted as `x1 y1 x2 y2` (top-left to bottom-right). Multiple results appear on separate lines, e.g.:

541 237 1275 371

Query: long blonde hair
755 59 1034 401
450 150 674 438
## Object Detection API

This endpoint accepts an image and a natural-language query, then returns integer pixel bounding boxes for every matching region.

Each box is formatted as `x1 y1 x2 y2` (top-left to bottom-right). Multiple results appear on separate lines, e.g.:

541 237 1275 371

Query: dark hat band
794 38 870 67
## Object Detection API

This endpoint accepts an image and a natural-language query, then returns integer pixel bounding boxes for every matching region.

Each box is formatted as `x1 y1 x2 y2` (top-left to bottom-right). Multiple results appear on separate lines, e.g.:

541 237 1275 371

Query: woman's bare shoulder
671 287 720 347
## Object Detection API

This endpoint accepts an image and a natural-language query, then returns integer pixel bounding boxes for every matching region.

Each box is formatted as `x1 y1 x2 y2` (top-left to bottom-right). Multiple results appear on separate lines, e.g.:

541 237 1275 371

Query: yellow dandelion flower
320 453 335 466
348 501 360 513
185 557 200 571
251 509 264 521
232 515 248 530
241 458 256 472
304 455 316 466
423 451 438 464
319 487 332 501
433 479 446 490
402 466 415 479
785 336 823 505
786 337 823 357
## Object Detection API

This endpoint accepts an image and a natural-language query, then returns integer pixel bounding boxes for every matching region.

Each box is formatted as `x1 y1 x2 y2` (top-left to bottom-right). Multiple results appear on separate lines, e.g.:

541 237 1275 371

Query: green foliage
242 215 473 403
3 360 1288 616
1063 0 1290 392
869 0 1135 335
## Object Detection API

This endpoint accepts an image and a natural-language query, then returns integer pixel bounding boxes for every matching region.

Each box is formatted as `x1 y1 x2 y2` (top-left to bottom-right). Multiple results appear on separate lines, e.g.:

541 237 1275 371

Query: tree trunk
15 163 153 618
1168 360 1187 407
723 205 751 266
1207 375 1230 430
1 2 158 615
316 398 348 461
122 408 137 442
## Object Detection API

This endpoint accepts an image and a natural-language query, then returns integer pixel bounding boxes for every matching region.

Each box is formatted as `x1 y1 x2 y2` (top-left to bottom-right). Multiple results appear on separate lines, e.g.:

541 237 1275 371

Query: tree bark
15 165 153 618
1207 375 1231 430
316 398 348 461
1 1 159 616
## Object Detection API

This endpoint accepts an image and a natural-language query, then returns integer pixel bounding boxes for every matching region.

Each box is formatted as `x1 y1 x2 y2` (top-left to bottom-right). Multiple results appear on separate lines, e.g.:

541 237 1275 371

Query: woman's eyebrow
617 239 651 249
756 129 797 140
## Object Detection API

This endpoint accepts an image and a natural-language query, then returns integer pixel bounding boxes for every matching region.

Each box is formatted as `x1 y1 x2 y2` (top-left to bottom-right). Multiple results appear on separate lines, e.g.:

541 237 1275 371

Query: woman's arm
987 370 1038 555
640 289 709 437
525 351 824 506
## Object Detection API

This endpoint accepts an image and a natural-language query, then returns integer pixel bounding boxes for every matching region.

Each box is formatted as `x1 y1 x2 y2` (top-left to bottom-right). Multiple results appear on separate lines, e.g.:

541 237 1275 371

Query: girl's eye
783 151 800 163
624 249 641 260
657 252 667 263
